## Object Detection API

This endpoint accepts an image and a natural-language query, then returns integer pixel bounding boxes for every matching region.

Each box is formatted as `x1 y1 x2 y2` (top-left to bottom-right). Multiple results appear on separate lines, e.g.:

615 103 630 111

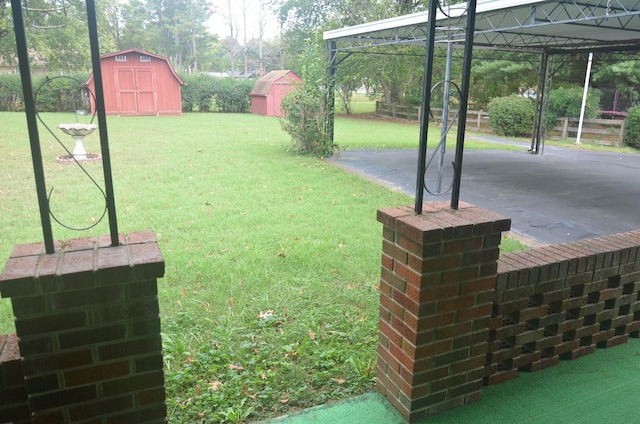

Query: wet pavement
329 136 640 245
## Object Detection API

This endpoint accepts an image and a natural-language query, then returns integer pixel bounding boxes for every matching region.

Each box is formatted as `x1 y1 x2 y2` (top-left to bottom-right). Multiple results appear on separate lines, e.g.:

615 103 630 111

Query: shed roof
324 0 640 54
250 70 299 97
92 48 185 86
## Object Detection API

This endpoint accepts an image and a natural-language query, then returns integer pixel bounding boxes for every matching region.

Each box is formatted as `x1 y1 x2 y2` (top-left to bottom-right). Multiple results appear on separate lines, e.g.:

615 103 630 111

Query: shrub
546 86 601 129
624 105 640 148
180 74 253 113
280 85 334 156
487 95 534 137
212 78 253 113
0 74 23 111
280 35 336 157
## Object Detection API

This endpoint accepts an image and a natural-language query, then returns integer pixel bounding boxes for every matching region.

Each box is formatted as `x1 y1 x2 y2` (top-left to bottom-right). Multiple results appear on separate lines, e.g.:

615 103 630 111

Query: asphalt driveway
328 137 640 245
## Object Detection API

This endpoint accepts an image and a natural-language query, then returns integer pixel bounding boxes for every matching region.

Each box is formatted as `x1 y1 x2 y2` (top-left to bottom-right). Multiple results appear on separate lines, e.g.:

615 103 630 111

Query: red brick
414 339 452 358
390 340 417 372
380 319 403 348
381 267 406 293
105 404 167 424
101 370 165 397
484 369 518 385
98 336 162 361
29 385 98 411
68 395 134 421
391 315 418 343
430 373 467 393
378 344 402 375
381 253 394 271
408 283 458 304
138 387 166 406
396 214 445 244
21 349 93 375
395 261 422 287
435 322 472 340
392 290 419 316
457 304 492 323
442 266 480 285
380 294 404 318
420 312 456 331
55 285 126 310
64 361 130 387
439 294 475 313
382 240 408 265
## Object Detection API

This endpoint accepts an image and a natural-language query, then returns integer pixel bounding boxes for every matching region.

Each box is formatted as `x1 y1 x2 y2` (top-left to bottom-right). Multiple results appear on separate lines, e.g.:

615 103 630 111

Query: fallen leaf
196 383 202 395
280 398 289 404
209 381 223 391
229 364 245 371
198 412 205 418
242 386 257 399
332 377 346 384
308 330 316 340
260 373 267 380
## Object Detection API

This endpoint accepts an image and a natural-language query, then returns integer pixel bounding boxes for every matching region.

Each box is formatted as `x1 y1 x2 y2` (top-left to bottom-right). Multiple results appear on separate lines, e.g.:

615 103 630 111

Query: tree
592 57 640 111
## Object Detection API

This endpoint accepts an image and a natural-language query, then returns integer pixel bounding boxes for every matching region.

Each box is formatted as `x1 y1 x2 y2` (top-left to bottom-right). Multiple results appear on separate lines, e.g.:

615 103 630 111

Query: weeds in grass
0 112 531 423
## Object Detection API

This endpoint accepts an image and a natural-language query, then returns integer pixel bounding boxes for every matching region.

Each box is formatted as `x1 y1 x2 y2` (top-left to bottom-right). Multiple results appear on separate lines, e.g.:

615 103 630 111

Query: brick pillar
0 231 166 423
0 334 30 424
376 202 511 422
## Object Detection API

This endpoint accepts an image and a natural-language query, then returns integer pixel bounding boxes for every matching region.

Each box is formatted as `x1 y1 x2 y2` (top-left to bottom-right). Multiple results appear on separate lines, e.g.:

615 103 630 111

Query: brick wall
377 203 640 422
376 202 511 422
487 231 640 385
0 334 30 424
0 231 166 423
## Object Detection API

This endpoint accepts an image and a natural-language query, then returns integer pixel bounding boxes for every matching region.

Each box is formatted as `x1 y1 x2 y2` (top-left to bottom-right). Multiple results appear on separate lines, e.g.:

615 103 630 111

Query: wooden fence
375 101 626 146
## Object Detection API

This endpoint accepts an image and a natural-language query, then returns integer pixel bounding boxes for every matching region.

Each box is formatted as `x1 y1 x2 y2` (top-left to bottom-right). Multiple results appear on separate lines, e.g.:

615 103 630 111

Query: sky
206 0 281 41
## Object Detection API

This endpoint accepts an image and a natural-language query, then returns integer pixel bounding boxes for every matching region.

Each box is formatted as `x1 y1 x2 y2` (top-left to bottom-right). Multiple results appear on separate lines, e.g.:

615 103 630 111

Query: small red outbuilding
87 48 185 116
250 70 301 117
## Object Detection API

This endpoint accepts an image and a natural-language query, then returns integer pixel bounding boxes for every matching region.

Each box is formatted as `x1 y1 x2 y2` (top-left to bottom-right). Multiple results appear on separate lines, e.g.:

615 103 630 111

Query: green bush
624 105 640 148
487 95 534 137
180 74 216 112
33 75 92 113
180 74 253 113
0 74 91 112
212 78 253 113
280 85 335 157
279 36 336 157
546 87 601 129
0 74 23 111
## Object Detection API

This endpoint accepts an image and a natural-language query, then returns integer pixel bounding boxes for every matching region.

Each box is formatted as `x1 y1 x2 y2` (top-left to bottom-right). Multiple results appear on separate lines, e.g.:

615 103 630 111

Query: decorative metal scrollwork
34 75 108 231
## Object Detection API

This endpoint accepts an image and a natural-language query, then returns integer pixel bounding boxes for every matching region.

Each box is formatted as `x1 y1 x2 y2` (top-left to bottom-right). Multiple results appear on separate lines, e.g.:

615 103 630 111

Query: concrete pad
329 139 640 245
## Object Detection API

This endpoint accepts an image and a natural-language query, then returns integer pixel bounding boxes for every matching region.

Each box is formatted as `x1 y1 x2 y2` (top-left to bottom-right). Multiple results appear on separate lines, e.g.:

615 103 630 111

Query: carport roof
323 0 640 54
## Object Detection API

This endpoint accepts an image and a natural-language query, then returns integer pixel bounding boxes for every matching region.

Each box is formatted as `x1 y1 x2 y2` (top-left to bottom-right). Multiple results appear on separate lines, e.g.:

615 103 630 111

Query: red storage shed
250 70 301 117
86 49 185 116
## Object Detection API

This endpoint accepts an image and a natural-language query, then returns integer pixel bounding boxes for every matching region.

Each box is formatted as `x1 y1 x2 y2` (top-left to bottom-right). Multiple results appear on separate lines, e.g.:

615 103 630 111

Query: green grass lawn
0 111 525 423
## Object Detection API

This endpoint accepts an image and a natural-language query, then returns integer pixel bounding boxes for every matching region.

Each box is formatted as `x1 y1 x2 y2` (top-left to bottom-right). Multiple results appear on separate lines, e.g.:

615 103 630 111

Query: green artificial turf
261 338 640 424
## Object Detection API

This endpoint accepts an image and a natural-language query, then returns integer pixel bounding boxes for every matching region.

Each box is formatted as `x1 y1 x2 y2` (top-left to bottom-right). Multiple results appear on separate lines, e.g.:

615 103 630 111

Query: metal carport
323 0 640 212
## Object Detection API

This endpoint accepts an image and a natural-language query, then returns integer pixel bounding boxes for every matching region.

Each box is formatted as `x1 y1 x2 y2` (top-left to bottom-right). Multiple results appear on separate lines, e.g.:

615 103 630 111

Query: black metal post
534 52 551 155
326 40 337 148
86 0 119 247
450 0 477 210
414 0 439 215
11 0 55 254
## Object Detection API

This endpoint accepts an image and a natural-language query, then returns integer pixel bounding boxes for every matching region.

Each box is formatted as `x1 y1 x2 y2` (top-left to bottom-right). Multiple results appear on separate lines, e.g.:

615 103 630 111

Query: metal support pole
86 0 119 247
327 40 337 148
437 39 453 194
531 52 547 153
11 0 55 254
576 52 594 145
450 0 477 210
533 53 551 154
414 0 439 215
